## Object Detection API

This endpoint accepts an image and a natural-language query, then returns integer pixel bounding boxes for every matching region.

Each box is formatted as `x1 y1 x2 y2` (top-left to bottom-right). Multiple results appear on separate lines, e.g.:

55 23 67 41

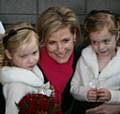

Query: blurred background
0 0 120 29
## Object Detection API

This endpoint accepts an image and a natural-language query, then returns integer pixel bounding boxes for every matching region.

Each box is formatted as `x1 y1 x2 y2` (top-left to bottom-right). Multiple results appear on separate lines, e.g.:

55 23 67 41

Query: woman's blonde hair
36 6 81 46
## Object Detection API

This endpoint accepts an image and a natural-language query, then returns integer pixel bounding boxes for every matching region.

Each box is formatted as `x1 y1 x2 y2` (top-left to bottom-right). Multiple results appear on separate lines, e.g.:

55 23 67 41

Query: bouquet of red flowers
16 93 55 114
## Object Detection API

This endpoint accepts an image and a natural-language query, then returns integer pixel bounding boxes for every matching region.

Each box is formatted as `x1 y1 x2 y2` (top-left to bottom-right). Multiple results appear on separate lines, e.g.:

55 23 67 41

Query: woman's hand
54 103 62 112
86 104 120 114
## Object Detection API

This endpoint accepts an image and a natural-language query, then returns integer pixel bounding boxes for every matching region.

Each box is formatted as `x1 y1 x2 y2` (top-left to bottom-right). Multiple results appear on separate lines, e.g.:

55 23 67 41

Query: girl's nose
28 56 34 63
98 42 105 50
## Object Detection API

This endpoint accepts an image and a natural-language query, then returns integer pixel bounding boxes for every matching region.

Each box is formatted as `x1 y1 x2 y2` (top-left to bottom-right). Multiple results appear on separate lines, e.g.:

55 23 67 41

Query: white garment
70 46 120 104
0 21 5 34
0 65 45 114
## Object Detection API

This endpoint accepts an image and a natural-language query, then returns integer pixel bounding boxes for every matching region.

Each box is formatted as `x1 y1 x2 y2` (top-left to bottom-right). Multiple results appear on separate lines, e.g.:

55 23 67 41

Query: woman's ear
116 31 120 41
118 31 120 40
5 49 12 60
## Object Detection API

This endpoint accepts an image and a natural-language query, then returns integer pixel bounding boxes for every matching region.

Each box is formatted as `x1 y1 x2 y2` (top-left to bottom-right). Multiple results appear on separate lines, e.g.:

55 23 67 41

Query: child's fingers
97 88 111 102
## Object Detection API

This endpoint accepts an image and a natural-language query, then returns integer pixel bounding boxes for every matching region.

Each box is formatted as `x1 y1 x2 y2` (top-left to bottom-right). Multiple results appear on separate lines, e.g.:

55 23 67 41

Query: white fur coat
0 65 44 114
71 46 120 104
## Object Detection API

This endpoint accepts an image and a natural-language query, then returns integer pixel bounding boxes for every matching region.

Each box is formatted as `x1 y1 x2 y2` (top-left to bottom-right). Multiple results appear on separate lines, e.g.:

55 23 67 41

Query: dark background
0 0 120 29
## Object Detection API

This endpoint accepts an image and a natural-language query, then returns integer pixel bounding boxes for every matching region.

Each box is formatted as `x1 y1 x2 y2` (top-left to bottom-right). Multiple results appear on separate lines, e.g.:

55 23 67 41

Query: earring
73 39 76 43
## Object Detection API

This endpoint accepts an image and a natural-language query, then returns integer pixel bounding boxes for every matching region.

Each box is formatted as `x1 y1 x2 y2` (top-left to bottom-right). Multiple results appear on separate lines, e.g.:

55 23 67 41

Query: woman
36 6 85 114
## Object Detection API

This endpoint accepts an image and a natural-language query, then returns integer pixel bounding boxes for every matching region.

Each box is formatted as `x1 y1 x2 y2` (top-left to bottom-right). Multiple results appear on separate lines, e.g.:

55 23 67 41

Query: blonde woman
36 6 83 114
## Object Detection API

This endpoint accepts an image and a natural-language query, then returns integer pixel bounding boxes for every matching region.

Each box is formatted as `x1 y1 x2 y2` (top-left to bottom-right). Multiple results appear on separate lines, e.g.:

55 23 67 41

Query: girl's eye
20 55 27 58
91 40 97 45
32 50 38 55
103 39 110 44
90 39 111 45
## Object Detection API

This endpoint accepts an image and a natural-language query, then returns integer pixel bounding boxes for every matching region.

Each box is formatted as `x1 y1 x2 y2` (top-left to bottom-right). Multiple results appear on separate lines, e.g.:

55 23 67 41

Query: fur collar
0 65 44 87
81 46 120 79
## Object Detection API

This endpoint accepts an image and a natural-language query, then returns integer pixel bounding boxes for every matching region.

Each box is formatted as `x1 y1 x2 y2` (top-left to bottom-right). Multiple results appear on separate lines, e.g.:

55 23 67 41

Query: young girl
70 10 120 114
0 22 52 114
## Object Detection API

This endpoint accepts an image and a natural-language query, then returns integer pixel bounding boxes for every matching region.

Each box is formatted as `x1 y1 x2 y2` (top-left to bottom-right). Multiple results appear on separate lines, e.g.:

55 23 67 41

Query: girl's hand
87 88 97 101
97 88 111 102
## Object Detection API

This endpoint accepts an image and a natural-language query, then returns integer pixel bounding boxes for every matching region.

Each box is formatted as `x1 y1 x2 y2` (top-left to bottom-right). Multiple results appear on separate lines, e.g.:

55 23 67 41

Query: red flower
16 93 55 114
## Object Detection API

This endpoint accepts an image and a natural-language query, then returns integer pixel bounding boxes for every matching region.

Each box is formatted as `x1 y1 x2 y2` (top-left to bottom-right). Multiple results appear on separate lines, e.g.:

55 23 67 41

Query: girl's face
45 27 75 64
89 27 118 57
6 37 39 71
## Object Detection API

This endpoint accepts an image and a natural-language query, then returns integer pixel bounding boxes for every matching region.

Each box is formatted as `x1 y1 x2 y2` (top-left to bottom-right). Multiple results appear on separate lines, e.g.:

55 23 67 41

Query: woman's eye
47 41 56 45
63 39 70 43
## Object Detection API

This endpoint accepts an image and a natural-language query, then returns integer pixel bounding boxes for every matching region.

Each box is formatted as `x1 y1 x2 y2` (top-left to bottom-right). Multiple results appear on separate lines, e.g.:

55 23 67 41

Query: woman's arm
86 103 120 114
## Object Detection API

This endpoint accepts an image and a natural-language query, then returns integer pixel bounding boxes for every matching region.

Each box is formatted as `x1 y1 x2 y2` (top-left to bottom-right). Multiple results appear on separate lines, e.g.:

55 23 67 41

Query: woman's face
45 27 75 64
89 27 118 57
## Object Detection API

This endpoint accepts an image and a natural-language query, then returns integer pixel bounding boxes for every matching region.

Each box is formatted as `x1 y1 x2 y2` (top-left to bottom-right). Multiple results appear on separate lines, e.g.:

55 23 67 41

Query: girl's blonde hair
2 22 39 66
36 6 81 46
83 10 120 46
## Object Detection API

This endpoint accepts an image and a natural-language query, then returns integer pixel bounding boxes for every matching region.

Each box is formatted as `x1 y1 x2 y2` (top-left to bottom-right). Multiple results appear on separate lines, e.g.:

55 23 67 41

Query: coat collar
81 46 120 79
0 65 44 87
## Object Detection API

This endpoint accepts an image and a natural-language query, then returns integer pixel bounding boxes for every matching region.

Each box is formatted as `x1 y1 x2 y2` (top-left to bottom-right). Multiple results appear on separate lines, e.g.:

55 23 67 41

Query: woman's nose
57 43 64 52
